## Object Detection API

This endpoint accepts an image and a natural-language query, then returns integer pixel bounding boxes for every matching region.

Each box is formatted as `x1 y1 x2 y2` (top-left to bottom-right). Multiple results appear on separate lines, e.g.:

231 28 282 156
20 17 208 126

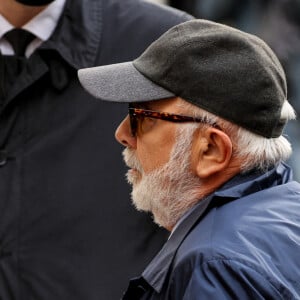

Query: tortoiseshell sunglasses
128 104 220 137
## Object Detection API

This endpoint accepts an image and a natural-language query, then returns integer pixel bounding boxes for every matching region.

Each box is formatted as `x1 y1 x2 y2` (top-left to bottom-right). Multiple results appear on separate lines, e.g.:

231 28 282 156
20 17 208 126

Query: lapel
122 195 213 299
37 0 103 70
141 196 213 293
1 0 103 107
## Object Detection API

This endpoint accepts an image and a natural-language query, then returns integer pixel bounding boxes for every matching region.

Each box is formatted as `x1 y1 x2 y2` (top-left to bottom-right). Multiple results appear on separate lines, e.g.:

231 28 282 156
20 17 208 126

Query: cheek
137 131 176 173
139 149 169 173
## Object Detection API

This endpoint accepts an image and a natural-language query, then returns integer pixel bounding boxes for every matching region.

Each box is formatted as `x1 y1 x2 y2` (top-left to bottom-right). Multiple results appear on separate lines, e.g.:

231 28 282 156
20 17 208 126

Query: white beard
122 124 202 229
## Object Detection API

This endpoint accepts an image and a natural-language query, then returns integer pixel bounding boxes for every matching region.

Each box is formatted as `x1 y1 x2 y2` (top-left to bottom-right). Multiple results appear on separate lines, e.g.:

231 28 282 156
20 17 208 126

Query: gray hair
177 99 296 172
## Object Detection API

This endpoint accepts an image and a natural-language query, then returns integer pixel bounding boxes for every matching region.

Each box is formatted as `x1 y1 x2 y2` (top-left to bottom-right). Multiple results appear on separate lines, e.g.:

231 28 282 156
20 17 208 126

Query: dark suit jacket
0 1 192 299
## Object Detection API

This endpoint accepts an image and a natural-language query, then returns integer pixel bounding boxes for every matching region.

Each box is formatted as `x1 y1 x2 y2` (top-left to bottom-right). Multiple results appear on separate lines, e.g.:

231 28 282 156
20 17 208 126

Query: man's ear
192 127 233 179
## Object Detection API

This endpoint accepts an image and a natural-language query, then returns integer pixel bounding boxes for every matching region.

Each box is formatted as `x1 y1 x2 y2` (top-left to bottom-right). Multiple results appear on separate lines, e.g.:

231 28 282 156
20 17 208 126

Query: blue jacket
123 163 300 299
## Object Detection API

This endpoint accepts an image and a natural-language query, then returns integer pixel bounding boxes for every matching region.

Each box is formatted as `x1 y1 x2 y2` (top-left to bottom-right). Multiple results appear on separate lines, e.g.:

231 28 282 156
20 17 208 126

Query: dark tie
4 28 35 57
0 29 35 100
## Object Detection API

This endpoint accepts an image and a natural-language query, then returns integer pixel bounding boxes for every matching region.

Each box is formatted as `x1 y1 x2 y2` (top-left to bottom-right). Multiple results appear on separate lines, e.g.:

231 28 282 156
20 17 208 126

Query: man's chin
130 185 153 213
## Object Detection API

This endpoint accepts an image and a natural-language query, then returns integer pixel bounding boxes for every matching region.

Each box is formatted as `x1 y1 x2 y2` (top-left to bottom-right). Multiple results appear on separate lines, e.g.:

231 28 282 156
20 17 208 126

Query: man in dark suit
0 0 192 299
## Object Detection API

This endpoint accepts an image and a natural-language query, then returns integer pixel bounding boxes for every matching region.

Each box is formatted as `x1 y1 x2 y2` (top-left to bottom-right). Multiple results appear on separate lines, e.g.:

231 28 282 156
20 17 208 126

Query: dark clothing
0 1 192 299
124 163 300 299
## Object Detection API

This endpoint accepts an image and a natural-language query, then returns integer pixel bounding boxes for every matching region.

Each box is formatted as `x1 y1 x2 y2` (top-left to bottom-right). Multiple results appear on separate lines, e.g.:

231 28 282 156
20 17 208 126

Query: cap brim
78 62 174 103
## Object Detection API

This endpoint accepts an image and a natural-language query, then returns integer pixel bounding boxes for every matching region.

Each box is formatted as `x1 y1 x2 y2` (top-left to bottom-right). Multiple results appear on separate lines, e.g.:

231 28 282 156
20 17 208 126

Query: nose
115 115 137 148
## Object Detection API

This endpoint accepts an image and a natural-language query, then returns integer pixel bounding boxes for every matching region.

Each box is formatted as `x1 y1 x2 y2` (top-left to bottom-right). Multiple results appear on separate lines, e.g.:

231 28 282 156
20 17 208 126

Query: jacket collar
38 0 103 69
1 0 102 113
140 162 293 293
141 195 213 293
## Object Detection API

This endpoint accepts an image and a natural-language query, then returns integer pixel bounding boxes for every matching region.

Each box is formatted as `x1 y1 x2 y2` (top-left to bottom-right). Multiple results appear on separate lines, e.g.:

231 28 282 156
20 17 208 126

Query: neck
0 1 47 27
166 167 241 232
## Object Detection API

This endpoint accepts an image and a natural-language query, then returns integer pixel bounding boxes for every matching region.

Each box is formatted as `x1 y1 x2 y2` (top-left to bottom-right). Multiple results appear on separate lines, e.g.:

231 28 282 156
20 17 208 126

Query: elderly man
79 20 300 299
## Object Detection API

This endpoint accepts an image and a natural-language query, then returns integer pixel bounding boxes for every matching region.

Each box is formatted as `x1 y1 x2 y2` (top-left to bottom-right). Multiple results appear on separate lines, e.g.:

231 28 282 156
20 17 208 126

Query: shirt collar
23 0 66 41
0 0 102 69
0 0 66 57
141 162 293 293
0 15 13 38
0 0 66 39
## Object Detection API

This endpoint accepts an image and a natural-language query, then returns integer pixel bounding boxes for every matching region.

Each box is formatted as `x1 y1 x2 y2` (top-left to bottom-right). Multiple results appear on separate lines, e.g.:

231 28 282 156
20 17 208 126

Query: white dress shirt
0 0 66 57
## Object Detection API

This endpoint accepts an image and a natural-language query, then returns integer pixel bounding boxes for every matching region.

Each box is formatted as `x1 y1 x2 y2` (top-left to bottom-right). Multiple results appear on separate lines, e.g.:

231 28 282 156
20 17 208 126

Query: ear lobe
193 128 233 179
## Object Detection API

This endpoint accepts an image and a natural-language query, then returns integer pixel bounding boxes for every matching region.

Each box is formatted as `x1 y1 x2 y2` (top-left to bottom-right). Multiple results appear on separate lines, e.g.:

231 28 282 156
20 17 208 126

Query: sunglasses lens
129 110 137 136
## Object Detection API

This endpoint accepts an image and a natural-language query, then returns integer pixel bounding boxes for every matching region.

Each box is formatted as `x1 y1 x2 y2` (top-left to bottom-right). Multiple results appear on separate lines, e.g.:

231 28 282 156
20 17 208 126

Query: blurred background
148 0 300 181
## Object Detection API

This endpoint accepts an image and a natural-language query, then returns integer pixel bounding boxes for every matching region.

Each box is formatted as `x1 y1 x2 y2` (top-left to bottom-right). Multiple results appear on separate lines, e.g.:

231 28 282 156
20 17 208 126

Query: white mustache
122 148 143 173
